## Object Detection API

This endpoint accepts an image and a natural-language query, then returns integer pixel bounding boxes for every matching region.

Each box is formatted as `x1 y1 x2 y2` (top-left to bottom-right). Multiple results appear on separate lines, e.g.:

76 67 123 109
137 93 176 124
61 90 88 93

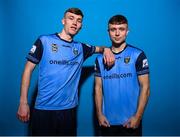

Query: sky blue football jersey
95 44 149 125
27 33 95 110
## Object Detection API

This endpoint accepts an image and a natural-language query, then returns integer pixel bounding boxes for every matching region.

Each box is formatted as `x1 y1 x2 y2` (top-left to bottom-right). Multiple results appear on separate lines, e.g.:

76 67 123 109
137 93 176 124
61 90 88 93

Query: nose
72 19 77 26
115 30 120 36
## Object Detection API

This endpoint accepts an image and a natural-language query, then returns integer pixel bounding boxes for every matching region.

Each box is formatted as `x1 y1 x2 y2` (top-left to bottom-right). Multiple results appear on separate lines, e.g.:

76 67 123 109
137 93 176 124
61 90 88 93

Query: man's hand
123 115 141 129
17 103 30 122
103 48 115 67
97 114 110 127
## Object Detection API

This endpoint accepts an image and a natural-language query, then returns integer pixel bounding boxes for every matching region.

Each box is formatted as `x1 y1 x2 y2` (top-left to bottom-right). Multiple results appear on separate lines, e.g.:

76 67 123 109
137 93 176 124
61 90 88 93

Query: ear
62 18 65 25
79 24 82 30
126 30 129 36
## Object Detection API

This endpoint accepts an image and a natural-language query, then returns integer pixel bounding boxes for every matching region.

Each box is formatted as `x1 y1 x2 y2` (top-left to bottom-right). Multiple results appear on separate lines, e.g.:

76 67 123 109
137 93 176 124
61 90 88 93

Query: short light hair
108 15 128 25
64 8 84 18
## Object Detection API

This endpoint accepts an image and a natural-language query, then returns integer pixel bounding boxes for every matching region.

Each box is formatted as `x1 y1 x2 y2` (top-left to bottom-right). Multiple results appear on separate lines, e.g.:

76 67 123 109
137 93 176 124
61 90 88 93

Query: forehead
65 12 83 19
109 23 128 28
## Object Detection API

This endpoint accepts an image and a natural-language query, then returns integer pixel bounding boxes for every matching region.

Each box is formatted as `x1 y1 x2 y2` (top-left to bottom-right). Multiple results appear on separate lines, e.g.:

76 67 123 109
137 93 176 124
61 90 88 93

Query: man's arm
95 46 115 67
124 74 150 128
95 76 110 127
135 74 150 119
17 61 36 122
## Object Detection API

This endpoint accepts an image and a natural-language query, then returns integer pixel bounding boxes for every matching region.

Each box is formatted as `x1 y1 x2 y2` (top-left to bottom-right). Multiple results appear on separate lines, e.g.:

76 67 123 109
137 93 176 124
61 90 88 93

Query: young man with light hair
95 14 150 136
17 8 114 136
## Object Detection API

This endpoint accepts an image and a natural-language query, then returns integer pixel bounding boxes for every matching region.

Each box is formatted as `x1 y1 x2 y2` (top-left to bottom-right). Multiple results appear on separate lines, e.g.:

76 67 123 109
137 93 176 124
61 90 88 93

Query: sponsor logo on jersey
73 48 78 55
51 44 58 52
124 57 130 64
62 44 71 48
94 63 97 71
103 73 132 79
115 56 121 60
142 59 148 68
85 43 91 47
49 60 79 65
30 45 36 54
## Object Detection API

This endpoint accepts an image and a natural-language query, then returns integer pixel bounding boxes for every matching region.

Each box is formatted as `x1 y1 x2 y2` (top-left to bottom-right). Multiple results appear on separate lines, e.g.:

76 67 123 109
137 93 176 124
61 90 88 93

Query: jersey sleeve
26 38 43 64
94 58 101 77
136 52 150 75
82 43 95 60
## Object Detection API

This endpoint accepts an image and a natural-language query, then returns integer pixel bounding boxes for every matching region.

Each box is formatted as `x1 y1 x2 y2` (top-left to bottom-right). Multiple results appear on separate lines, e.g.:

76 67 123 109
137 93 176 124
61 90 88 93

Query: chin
69 32 77 36
71 30 79 35
114 41 122 44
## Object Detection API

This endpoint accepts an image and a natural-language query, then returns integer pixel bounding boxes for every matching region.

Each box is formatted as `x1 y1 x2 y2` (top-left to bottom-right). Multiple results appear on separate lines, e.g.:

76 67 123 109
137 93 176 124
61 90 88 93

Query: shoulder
73 40 83 45
126 44 145 56
38 33 57 41
96 54 103 61
127 44 143 52
75 41 92 47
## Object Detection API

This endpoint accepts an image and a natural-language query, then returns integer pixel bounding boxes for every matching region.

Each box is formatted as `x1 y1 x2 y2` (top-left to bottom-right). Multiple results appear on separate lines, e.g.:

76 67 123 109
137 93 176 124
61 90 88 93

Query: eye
110 28 116 32
119 27 126 31
68 16 74 20
77 19 82 23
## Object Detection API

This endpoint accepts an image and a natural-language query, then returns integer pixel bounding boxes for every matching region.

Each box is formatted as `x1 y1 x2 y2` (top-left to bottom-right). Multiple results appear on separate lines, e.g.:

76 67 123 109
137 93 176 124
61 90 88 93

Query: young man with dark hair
95 14 150 136
17 8 114 136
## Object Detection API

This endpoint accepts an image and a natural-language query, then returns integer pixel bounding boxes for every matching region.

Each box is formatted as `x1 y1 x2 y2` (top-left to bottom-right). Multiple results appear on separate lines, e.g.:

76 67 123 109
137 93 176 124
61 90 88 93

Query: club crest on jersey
124 57 130 64
51 44 58 52
73 48 78 55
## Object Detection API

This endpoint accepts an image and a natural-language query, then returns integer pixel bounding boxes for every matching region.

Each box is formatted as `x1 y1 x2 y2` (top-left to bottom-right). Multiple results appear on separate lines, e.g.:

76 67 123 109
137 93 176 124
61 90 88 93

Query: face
108 23 128 44
62 12 83 36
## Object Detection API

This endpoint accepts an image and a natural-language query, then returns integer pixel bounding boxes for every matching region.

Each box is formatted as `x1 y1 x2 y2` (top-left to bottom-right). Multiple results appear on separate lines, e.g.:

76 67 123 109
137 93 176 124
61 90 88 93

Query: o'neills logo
51 44 58 52
103 73 132 79
49 60 79 65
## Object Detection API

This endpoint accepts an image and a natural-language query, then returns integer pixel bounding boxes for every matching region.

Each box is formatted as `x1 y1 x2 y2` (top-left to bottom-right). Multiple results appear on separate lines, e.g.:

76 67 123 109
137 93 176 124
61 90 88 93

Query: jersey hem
34 104 78 110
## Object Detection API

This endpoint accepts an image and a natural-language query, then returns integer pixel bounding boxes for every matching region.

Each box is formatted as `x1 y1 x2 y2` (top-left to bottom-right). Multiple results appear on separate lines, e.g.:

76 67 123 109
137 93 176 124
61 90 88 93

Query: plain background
0 0 180 136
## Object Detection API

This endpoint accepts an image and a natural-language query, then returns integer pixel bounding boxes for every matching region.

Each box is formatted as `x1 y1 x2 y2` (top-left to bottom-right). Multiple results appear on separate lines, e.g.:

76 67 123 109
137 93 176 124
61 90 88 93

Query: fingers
123 119 138 129
17 112 30 122
17 104 30 123
123 119 132 128
103 56 107 65
103 48 115 67
104 120 110 127
104 57 114 67
133 125 138 129
104 54 115 66
99 119 110 127
123 122 130 128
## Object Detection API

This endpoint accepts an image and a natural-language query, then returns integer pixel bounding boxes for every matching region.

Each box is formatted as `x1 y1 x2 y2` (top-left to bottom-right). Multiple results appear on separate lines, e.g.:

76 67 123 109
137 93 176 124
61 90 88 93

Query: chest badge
51 43 58 52
124 56 130 64
73 48 78 56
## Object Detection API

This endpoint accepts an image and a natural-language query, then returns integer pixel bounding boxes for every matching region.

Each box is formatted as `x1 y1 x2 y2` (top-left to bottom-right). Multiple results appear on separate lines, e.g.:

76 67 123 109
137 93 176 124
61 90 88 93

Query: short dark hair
64 8 84 18
108 15 128 25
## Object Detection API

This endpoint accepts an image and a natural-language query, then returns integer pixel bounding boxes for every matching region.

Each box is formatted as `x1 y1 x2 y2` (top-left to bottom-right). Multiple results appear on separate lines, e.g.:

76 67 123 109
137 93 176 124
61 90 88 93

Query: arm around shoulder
95 46 115 67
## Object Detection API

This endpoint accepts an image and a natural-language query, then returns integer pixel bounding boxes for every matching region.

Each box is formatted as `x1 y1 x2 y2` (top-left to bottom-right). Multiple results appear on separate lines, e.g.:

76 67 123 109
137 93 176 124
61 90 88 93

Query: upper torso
95 44 149 125
27 33 95 110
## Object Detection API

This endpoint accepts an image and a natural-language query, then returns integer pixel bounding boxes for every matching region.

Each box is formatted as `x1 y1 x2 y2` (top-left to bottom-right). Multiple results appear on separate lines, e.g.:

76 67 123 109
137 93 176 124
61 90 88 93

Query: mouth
114 37 121 41
70 26 77 31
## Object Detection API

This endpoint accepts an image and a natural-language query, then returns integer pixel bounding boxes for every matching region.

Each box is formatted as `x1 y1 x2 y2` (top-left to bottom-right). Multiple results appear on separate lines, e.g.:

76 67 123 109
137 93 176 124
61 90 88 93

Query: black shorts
97 122 142 136
31 107 77 136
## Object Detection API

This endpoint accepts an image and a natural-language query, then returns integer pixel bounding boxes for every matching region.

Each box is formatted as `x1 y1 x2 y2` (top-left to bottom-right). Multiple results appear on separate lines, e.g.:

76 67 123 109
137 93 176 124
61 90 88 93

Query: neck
58 30 73 42
112 41 126 53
